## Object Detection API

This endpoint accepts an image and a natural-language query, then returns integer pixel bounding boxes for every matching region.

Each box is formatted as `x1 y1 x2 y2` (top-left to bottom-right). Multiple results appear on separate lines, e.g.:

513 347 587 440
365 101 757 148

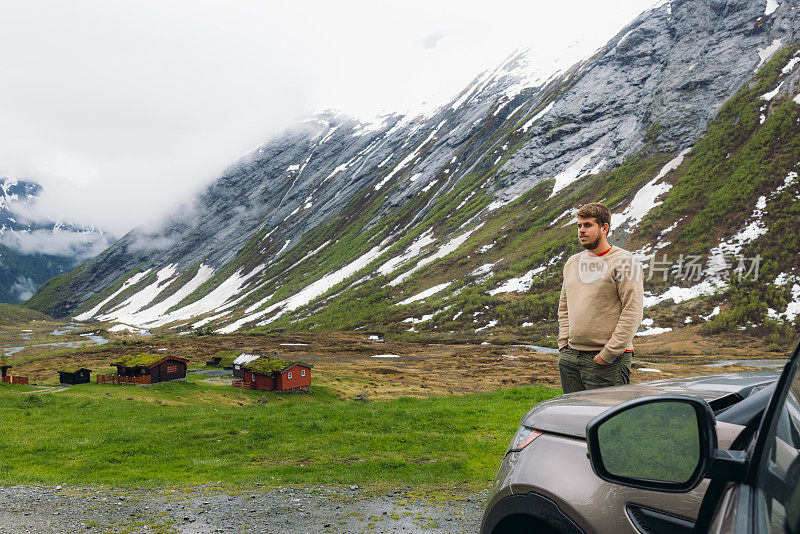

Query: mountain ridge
25 0 800 343
0 177 114 303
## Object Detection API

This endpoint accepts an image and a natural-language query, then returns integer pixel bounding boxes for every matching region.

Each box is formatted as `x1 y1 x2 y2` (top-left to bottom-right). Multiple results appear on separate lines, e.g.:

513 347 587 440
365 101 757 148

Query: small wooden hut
59 367 92 385
104 353 188 384
0 361 27 385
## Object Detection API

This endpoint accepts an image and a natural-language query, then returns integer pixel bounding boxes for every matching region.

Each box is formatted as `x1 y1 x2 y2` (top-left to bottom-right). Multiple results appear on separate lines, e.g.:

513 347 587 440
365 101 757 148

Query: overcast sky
0 0 658 236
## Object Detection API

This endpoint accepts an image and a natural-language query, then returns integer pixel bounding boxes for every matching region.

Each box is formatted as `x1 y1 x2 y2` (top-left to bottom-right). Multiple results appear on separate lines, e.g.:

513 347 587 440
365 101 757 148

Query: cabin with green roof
235 358 311 391
110 353 188 384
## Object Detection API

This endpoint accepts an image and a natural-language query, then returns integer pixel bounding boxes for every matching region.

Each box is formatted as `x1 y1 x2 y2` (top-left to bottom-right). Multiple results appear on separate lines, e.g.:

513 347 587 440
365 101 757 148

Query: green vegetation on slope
638 44 800 339
0 303 52 325
267 151 672 336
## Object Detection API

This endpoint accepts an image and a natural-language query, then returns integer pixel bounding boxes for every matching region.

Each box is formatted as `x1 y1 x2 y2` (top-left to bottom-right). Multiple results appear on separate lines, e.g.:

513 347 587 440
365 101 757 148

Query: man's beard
581 236 601 250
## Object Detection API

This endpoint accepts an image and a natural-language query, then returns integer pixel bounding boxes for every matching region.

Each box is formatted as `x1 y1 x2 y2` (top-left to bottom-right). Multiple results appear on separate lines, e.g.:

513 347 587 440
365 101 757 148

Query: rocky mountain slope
27 0 800 344
0 177 114 303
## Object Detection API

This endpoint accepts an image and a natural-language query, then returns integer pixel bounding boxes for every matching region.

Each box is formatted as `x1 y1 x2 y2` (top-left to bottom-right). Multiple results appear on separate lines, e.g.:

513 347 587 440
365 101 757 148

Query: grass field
0 374 559 488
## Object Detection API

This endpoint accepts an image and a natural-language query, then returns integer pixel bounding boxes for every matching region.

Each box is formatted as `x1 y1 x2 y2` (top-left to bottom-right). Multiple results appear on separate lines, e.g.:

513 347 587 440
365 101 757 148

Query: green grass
0 376 559 487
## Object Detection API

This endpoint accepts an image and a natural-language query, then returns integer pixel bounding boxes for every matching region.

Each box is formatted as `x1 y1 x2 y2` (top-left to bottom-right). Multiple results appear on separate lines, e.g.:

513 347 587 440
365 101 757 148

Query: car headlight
508 426 542 452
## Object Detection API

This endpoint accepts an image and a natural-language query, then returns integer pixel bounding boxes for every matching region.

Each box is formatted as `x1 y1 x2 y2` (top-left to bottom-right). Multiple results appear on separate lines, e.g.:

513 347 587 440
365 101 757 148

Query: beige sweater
557 246 644 363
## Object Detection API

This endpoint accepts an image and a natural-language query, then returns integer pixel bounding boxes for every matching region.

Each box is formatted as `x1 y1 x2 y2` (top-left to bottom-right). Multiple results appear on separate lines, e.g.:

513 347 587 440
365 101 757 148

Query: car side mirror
586 396 719 492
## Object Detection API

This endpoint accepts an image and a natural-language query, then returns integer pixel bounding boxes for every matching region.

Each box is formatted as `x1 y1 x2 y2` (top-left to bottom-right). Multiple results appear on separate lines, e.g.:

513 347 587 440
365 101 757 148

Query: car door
584 339 800 533
706 339 800 533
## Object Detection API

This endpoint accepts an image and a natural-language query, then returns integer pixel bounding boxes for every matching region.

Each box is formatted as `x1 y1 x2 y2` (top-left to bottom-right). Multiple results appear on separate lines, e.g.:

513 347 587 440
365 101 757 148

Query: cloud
129 233 181 253
0 228 114 259
11 276 38 301
421 30 448 50
0 0 658 238
127 198 202 253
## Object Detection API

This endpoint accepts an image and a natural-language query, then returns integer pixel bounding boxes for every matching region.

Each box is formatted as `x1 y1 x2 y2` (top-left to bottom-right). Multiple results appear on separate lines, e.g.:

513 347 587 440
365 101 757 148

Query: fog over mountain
22 0 800 343
0 177 114 302
0 0 657 236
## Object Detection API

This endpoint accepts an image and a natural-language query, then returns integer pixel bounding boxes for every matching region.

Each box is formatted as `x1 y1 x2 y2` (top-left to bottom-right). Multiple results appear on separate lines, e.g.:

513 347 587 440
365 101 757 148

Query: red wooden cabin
0 361 10 381
0 361 28 385
235 358 311 391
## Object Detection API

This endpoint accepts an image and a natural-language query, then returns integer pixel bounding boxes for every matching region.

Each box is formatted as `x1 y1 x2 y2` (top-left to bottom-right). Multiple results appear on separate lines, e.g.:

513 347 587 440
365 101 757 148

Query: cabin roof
243 359 309 375
113 353 188 368
232 353 261 366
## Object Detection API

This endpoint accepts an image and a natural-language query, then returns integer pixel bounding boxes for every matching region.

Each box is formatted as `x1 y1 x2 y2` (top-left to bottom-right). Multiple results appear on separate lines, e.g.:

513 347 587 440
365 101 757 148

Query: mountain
0 177 114 303
26 0 800 343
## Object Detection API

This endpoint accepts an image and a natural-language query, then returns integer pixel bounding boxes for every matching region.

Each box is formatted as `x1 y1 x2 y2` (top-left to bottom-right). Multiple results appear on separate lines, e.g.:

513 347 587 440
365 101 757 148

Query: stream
1 323 109 358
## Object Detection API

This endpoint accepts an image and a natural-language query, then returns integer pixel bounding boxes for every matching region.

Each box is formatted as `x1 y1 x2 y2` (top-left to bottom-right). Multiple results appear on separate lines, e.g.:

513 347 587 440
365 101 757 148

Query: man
557 202 643 393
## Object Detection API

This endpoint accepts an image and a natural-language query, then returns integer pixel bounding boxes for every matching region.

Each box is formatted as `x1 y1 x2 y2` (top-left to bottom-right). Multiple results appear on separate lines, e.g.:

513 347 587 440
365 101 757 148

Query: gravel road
0 485 487 533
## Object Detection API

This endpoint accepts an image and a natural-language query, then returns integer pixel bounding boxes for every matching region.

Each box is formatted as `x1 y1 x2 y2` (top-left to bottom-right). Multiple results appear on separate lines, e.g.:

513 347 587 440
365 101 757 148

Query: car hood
521 370 782 438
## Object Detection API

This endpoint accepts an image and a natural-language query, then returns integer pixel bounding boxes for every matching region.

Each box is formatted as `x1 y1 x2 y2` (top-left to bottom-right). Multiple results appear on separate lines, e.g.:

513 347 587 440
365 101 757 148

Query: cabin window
288 372 293 379
166 364 178 374
301 370 306 377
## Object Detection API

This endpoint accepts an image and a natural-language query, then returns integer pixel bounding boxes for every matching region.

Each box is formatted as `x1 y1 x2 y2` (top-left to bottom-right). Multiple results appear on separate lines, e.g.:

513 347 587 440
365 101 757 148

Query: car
480 350 799 534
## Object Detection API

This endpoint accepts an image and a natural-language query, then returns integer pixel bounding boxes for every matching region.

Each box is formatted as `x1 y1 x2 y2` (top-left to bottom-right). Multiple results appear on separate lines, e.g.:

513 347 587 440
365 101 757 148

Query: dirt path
0 485 486 533
19 386 69 394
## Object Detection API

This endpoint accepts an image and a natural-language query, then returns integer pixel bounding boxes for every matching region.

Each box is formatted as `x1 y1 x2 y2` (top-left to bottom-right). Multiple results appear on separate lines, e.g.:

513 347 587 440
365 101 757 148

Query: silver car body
481 371 781 534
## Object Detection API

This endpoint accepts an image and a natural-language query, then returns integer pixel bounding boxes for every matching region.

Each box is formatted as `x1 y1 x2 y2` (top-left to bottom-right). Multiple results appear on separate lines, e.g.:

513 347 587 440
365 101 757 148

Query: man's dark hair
576 202 611 228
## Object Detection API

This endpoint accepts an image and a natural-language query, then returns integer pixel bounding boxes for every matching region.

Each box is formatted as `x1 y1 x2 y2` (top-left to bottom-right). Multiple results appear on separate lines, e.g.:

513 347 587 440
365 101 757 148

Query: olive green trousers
558 346 632 393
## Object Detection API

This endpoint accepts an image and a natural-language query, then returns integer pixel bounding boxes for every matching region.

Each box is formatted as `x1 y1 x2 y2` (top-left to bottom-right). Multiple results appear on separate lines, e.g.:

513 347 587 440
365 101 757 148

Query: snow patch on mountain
388 224 483 287
97 264 179 322
612 148 691 234
217 243 390 332
765 0 779 16
757 39 783 71
109 265 217 327
74 270 154 321
643 185 781 309
782 56 800 74
549 152 595 198
374 120 447 191
489 266 546 296
398 282 452 305
377 229 436 277
519 102 554 133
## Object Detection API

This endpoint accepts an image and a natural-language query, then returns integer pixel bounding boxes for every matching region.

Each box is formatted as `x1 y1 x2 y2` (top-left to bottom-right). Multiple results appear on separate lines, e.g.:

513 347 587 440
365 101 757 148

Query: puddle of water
51 323 86 336
372 354 400 358
704 359 786 369
511 344 560 354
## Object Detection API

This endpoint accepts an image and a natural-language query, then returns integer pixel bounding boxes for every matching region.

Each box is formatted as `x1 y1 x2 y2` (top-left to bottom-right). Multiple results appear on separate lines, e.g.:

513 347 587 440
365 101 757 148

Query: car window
755 358 800 533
